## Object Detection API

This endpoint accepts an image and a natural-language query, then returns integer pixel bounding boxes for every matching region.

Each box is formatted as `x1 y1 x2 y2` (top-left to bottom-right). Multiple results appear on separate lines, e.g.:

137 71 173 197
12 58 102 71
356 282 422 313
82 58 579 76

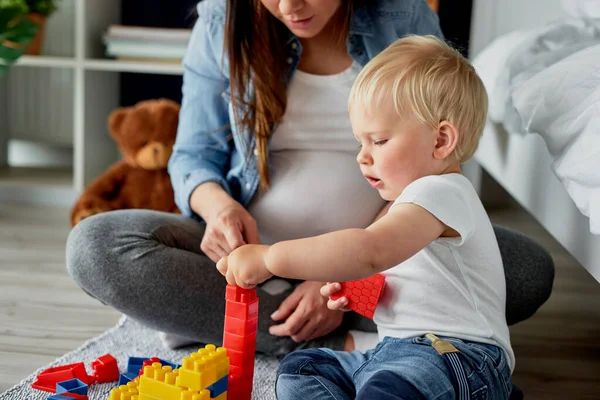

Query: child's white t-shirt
373 173 515 371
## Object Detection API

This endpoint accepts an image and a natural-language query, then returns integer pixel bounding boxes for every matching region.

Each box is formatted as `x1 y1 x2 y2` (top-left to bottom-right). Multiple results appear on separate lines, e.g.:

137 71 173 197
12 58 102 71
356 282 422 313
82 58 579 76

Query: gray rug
0 316 279 400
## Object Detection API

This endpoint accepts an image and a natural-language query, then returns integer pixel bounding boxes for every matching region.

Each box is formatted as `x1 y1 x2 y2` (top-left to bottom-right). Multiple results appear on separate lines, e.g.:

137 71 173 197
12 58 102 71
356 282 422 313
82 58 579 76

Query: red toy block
90 354 119 383
228 374 253 400
54 392 88 400
225 298 259 320
225 285 259 320
226 347 256 370
32 363 93 393
222 285 258 400
225 285 257 303
223 314 258 336
330 274 386 319
138 357 161 377
223 331 257 350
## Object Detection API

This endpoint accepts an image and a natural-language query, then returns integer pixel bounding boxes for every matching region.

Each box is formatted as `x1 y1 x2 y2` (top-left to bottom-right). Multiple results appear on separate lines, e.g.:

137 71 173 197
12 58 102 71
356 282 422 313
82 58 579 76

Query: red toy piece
222 285 258 400
330 274 386 319
90 354 119 383
138 357 161 377
31 363 93 393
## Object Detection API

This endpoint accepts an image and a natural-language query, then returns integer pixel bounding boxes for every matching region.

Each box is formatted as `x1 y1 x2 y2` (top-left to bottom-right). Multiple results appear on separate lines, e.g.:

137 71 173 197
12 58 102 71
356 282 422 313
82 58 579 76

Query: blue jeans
276 336 512 400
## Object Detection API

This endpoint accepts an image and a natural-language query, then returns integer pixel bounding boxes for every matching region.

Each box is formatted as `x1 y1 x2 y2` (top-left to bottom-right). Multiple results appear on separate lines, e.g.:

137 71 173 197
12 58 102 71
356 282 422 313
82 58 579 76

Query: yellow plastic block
138 388 210 400
212 391 227 400
108 380 140 400
177 345 229 391
138 362 205 400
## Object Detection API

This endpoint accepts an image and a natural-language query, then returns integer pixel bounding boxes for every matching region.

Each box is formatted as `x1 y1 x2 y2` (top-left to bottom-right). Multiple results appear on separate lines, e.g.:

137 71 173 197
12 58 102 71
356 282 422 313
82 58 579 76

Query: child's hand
320 282 350 312
216 244 273 288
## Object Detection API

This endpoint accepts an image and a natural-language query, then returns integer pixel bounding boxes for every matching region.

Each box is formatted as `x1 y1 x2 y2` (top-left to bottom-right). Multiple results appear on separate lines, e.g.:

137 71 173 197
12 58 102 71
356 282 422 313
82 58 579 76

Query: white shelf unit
0 0 184 208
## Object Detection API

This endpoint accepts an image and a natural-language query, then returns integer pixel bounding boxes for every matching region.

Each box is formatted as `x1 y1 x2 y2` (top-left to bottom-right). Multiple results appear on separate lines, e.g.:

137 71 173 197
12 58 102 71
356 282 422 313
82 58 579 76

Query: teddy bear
70 99 181 226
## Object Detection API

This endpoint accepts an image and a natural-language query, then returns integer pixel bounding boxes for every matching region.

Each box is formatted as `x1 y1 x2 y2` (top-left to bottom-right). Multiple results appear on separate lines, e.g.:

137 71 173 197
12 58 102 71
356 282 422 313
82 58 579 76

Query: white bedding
472 18 600 235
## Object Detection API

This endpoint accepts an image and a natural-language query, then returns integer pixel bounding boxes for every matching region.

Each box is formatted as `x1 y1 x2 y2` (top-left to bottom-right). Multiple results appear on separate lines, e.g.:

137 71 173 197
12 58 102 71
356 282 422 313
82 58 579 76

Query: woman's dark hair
225 0 359 189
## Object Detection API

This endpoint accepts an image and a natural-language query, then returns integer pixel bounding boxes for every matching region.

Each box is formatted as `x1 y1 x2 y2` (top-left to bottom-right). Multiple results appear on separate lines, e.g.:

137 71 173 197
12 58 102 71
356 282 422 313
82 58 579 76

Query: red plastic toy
330 274 386 319
90 354 119 383
222 285 258 400
31 363 93 393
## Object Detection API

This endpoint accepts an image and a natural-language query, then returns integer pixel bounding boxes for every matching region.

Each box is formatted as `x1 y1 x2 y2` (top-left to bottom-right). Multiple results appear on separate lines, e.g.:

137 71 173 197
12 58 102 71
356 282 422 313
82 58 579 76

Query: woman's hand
216 244 273 288
269 281 344 343
202 202 260 263
320 282 351 312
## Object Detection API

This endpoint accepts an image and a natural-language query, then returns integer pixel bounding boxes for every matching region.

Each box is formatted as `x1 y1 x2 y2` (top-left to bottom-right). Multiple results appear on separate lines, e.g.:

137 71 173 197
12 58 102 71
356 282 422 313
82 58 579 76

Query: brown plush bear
70 99 181 226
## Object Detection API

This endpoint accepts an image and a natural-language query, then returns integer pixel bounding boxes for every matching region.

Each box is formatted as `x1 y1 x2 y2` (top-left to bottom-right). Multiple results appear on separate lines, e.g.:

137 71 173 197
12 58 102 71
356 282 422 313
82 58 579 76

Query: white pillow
509 44 600 234
471 29 538 124
562 0 600 18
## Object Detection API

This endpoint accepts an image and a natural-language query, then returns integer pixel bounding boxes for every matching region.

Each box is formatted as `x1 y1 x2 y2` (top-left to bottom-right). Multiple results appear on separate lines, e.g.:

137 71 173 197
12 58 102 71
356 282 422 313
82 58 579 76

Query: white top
248 63 385 244
373 174 515 371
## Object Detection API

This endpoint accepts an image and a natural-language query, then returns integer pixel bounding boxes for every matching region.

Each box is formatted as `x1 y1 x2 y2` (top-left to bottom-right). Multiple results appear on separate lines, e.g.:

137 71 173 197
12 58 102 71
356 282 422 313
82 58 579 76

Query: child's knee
277 348 334 376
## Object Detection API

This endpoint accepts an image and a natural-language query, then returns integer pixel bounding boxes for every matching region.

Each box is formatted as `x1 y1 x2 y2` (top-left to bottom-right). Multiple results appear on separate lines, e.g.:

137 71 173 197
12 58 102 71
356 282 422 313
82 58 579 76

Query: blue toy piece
207 374 228 398
118 372 139 385
47 395 77 399
56 378 88 395
126 357 180 375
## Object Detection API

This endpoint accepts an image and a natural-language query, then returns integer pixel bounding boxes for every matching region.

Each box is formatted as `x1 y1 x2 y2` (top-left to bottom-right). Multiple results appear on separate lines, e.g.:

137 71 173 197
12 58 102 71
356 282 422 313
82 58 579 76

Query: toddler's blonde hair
348 35 488 163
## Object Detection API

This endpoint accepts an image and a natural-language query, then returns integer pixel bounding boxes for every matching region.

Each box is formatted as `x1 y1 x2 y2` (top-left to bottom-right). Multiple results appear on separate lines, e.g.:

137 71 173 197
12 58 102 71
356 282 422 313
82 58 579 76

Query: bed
468 0 600 283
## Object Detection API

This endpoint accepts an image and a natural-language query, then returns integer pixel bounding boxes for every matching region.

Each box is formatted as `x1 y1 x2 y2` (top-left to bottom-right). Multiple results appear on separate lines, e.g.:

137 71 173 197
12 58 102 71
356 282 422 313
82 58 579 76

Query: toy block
227 375 250 400
225 286 259 320
138 362 209 400
127 357 179 376
47 396 78 400
119 372 139 385
51 394 87 400
226 347 255 370
330 274 386 319
223 315 258 337
177 345 230 392
225 285 257 303
222 331 256 349
207 374 228 398
212 392 227 400
32 363 93 392
56 378 87 396
90 353 119 383
108 381 140 400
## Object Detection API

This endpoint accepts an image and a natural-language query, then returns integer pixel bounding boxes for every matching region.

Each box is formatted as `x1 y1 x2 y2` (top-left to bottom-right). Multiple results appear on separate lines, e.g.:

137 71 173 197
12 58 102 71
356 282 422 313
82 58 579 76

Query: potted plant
0 0 59 76
24 0 59 55
0 0 38 77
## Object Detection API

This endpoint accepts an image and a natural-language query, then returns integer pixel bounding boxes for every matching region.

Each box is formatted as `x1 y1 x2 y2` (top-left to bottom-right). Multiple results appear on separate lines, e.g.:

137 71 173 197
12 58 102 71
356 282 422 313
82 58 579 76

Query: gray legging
66 209 554 358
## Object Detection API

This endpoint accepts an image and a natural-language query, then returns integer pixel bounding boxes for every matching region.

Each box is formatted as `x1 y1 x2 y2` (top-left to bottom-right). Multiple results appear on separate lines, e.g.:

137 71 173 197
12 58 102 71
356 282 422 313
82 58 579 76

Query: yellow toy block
138 362 211 400
108 380 140 400
177 345 229 392
138 388 211 400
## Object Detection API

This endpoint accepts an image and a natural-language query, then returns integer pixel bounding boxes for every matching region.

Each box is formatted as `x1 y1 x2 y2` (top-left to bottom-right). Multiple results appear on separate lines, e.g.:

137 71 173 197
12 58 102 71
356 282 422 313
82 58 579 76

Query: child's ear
433 121 459 160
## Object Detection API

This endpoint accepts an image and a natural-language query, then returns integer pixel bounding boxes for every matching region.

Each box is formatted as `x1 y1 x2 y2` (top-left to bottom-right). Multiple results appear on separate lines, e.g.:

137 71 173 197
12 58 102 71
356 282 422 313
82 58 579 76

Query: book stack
103 25 192 64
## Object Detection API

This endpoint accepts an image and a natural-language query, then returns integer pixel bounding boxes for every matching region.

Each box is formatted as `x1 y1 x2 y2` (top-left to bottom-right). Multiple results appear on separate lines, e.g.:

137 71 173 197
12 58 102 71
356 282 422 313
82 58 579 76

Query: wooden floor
0 201 599 398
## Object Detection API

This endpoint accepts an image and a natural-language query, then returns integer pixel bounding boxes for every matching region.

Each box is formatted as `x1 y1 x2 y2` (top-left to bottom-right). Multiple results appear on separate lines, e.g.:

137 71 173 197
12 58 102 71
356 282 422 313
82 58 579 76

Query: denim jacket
168 0 443 219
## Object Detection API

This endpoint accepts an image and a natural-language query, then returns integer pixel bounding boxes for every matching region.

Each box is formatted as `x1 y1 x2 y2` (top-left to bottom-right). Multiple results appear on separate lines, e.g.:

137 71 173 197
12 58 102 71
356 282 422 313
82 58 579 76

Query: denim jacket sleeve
411 0 444 38
167 2 232 218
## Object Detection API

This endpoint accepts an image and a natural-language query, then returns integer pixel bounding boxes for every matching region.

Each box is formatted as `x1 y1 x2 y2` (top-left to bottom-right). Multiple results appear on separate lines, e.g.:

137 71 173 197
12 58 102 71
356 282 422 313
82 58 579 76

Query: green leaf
3 18 38 40
0 0 28 14
0 8 24 29
0 44 25 61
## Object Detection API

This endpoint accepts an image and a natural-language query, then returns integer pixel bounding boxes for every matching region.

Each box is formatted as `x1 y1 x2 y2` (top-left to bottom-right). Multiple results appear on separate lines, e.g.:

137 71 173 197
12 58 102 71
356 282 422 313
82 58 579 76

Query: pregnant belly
248 150 386 244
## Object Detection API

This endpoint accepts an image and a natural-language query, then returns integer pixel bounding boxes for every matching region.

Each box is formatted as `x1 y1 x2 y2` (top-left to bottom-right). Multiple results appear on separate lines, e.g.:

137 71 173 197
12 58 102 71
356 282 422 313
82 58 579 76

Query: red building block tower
222 285 258 400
